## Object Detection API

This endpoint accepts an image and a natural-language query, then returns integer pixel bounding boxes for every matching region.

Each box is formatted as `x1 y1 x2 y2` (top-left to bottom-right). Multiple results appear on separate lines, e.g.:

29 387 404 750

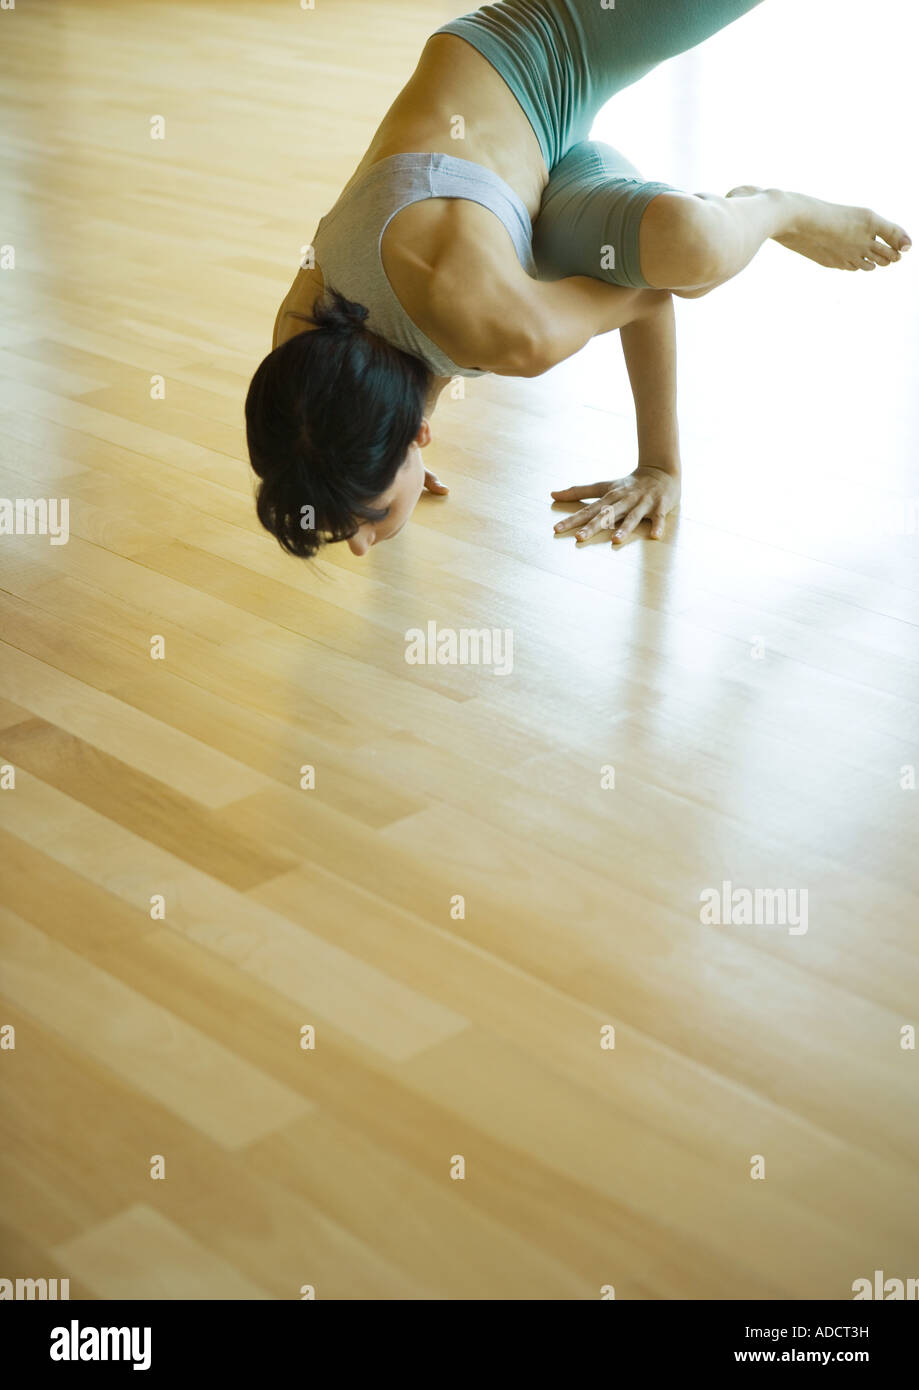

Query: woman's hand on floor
423 469 449 495
551 465 680 545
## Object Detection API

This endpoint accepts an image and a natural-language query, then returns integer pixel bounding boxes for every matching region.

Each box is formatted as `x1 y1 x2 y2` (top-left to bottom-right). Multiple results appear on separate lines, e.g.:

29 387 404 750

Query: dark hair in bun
245 285 431 560
309 291 370 334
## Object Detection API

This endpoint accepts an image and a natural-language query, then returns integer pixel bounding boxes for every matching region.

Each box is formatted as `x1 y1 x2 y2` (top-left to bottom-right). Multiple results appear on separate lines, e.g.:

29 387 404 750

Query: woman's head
245 287 432 558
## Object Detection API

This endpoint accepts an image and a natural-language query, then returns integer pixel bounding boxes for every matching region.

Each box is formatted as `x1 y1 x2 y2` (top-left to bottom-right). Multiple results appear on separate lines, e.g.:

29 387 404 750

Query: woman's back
337 33 547 217
274 33 548 357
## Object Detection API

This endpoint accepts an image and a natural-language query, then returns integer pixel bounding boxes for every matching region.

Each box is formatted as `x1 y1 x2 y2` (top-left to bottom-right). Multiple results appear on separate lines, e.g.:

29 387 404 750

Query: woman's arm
420 219 654 375
425 252 682 542
619 290 680 470
510 275 673 376
551 289 682 546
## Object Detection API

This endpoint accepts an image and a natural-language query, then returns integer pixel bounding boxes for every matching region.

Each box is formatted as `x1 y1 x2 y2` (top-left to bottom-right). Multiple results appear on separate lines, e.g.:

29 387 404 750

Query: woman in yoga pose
245 0 910 557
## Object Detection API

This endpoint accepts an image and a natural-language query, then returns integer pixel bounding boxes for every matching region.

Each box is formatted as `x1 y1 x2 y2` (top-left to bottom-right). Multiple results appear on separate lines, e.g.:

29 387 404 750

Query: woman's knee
631 286 675 319
639 192 727 289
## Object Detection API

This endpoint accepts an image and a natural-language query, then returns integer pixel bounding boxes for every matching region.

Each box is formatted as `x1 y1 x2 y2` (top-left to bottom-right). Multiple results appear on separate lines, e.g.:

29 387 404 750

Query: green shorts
434 0 765 287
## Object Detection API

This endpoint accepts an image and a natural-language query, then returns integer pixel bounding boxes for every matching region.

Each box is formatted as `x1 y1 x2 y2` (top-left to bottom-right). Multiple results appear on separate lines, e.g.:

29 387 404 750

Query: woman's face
346 421 430 555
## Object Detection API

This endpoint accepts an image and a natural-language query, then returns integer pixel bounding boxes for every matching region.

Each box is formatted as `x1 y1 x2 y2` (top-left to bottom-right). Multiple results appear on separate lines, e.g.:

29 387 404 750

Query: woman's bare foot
727 184 911 271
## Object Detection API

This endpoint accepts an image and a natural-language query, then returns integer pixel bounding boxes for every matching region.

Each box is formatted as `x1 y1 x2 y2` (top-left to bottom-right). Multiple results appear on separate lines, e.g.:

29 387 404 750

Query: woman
245 0 909 558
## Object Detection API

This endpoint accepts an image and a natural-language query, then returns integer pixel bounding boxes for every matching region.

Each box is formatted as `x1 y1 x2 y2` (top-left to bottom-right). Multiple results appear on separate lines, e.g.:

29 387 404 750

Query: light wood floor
1 0 918 1299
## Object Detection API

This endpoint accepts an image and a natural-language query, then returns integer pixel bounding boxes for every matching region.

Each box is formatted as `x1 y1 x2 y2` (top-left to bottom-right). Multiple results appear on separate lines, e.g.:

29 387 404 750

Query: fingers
557 493 649 543
553 479 676 547
649 508 667 540
611 501 650 545
550 482 613 502
554 499 604 535
574 498 632 542
424 470 449 494
553 483 629 535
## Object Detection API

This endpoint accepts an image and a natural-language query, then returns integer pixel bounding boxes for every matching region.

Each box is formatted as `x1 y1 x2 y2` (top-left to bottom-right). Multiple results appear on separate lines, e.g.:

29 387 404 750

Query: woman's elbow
491 323 556 377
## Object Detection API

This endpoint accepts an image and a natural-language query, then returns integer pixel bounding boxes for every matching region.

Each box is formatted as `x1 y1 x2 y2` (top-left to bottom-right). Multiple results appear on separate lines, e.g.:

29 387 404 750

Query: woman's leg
433 0 768 170
530 138 771 294
532 140 679 288
534 142 911 297
640 186 911 292
437 3 911 293
640 189 790 294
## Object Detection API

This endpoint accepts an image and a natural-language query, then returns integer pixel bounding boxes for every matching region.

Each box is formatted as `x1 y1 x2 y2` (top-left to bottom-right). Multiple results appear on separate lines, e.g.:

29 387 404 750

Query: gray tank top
311 151 537 379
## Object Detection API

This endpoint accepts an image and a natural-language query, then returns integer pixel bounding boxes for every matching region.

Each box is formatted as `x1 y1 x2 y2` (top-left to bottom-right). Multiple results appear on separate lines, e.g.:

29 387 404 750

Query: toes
867 241 898 265
857 258 877 271
875 218 911 252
